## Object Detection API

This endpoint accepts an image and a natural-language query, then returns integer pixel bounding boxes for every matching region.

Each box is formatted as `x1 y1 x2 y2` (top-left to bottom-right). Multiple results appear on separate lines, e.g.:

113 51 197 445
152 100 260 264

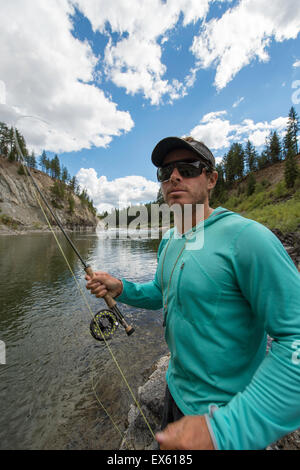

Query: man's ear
208 171 218 190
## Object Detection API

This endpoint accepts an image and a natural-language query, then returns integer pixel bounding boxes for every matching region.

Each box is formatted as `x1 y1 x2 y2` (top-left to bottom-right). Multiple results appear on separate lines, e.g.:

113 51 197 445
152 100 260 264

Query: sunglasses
157 160 208 183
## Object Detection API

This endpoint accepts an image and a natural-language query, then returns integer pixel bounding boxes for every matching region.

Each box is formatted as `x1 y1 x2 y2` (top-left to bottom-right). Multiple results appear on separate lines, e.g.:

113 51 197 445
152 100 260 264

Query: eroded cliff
0 156 98 233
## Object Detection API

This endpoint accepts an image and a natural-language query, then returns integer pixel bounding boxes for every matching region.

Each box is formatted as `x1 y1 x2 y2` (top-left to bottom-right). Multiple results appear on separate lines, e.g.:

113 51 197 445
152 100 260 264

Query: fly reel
90 309 119 341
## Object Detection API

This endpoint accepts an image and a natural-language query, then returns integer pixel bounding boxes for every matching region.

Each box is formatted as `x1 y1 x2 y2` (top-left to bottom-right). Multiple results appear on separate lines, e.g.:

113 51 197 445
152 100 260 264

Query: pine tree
156 187 164 204
244 140 257 173
283 107 299 187
61 166 69 183
257 150 269 170
247 173 256 196
69 176 78 193
284 147 298 188
39 150 47 172
44 157 51 175
284 106 299 156
269 131 282 163
211 163 226 203
0 122 9 157
225 143 244 181
28 151 36 169
223 151 234 183
13 128 28 162
51 155 61 179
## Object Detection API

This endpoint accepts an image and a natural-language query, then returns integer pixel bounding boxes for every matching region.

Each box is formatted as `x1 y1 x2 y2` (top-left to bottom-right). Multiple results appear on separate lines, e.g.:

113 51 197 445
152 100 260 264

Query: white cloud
74 0 215 105
189 111 232 149
189 111 288 151
0 81 6 105
76 168 159 213
0 0 133 153
232 97 245 108
293 59 300 67
191 0 300 90
1 0 299 156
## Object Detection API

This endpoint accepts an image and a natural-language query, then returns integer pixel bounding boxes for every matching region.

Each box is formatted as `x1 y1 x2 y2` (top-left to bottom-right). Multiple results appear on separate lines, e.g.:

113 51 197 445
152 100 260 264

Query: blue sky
0 0 300 212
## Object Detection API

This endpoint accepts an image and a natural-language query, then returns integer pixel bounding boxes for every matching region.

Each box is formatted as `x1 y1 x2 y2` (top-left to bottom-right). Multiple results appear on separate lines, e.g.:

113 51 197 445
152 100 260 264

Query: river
0 230 168 449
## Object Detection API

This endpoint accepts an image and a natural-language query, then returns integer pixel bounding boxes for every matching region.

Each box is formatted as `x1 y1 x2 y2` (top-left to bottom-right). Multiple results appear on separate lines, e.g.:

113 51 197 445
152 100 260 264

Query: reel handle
85 266 134 337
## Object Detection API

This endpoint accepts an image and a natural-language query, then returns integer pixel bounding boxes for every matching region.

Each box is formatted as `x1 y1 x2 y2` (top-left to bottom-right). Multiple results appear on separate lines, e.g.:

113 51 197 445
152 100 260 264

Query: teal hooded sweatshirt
117 207 300 450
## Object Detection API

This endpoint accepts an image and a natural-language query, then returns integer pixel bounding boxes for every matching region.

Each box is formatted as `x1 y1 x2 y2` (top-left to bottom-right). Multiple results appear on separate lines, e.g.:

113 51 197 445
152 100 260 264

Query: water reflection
0 232 167 449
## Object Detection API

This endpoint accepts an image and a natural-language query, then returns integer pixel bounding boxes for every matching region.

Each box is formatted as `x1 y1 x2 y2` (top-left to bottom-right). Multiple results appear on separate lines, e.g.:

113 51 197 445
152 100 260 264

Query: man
86 136 300 450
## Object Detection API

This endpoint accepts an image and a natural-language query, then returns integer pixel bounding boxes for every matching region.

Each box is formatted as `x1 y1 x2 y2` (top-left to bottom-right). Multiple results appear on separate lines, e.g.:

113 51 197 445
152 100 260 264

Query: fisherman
85 136 300 450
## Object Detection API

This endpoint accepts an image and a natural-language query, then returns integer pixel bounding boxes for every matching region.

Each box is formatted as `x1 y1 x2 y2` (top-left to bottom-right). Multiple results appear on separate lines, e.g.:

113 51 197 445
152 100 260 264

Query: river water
0 230 168 449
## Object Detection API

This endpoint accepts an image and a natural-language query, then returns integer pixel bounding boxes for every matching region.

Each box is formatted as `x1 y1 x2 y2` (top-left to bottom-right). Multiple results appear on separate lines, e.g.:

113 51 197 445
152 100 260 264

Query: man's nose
170 166 182 182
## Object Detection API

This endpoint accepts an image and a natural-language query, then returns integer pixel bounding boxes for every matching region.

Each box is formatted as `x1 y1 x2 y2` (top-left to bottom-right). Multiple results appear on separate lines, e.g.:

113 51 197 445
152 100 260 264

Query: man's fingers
96 289 108 298
155 426 180 450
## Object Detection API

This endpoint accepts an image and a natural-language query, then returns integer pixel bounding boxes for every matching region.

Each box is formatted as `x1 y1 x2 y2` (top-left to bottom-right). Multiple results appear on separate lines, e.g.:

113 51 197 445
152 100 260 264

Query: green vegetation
210 106 300 234
68 195 75 214
217 179 300 233
245 199 300 233
2 106 299 232
0 214 20 230
17 164 25 175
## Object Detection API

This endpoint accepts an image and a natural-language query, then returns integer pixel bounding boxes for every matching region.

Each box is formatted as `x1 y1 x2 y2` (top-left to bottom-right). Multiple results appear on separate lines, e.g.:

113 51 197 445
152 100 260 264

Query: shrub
273 181 289 198
254 182 265 193
17 165 25 175
51 181 65 199
68 195 75 214
247 174 256 196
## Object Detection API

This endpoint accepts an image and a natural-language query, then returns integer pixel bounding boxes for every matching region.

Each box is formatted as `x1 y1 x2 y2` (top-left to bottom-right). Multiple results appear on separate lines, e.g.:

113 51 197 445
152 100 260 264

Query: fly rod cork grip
85 266 117 308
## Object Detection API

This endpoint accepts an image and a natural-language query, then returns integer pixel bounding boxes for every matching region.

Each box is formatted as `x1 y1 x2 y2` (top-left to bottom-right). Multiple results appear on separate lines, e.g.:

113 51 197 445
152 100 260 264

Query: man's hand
155 415 215 450
85 271 123 298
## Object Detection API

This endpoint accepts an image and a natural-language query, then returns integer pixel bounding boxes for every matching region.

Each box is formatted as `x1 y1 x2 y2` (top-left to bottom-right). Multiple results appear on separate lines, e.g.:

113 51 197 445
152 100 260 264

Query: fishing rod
13 128 134 342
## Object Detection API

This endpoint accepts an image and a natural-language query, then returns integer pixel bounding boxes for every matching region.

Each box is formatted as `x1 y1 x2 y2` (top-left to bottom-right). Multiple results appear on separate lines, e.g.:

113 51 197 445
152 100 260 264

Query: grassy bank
218 180 300 233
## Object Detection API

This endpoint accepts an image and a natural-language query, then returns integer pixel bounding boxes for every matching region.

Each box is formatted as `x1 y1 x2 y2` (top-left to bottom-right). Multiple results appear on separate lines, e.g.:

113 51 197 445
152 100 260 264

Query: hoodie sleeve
208 221 300 450
116 238 166 310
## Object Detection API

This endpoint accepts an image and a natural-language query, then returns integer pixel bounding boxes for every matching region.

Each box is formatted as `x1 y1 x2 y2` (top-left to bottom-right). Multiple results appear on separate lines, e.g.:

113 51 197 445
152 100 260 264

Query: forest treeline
0 123 97 216
211 106 299 204
99 106 300 227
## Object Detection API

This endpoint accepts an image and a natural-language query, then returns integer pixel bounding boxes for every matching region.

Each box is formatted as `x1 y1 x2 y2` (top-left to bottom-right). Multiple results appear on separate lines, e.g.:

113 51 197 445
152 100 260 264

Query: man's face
161 148 216 207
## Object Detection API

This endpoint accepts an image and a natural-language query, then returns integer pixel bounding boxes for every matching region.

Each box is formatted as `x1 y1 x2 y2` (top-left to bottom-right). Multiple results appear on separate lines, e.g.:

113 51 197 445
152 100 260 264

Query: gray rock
120 354 169 450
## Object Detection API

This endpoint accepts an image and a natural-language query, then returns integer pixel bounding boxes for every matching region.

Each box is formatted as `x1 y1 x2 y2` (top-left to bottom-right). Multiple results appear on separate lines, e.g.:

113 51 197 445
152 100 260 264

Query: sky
0 0 300 213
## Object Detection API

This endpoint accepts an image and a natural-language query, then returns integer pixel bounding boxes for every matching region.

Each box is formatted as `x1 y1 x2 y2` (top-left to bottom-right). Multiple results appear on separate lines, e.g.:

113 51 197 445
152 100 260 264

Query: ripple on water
0 232 167 449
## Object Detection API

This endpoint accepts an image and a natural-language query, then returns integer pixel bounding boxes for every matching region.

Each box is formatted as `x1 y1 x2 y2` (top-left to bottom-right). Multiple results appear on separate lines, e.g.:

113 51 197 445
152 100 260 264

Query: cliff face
0 156 98 233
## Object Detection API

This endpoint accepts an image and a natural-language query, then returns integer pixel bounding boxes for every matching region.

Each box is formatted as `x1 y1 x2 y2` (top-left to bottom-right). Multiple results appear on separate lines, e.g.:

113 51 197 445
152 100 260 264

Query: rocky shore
120 353 300 451
121 231 300 451
271 229 300 271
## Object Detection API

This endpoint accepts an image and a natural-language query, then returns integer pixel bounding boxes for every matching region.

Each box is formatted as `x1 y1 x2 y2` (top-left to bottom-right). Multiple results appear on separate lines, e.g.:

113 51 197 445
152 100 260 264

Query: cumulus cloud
189 111 232 150
191 0 300 90
74 0 215 105
0 0 133 153
1 0 299 155
293 59 300 67
189 111 288 152
76 168 159 213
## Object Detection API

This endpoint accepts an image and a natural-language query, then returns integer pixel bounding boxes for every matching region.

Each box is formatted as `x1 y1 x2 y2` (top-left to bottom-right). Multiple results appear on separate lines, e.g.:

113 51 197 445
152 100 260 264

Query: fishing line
20 161 126 444
13 128 156 446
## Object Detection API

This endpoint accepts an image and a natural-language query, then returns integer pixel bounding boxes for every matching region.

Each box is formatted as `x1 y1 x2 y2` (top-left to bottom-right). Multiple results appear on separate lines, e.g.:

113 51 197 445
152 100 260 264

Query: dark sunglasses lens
176 163 203 178
157 161 204 182
157 166 172 182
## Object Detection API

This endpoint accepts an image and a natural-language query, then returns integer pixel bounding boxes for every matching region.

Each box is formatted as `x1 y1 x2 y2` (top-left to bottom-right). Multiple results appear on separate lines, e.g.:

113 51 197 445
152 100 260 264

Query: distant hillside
0 156 98 233
212 154 300 234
